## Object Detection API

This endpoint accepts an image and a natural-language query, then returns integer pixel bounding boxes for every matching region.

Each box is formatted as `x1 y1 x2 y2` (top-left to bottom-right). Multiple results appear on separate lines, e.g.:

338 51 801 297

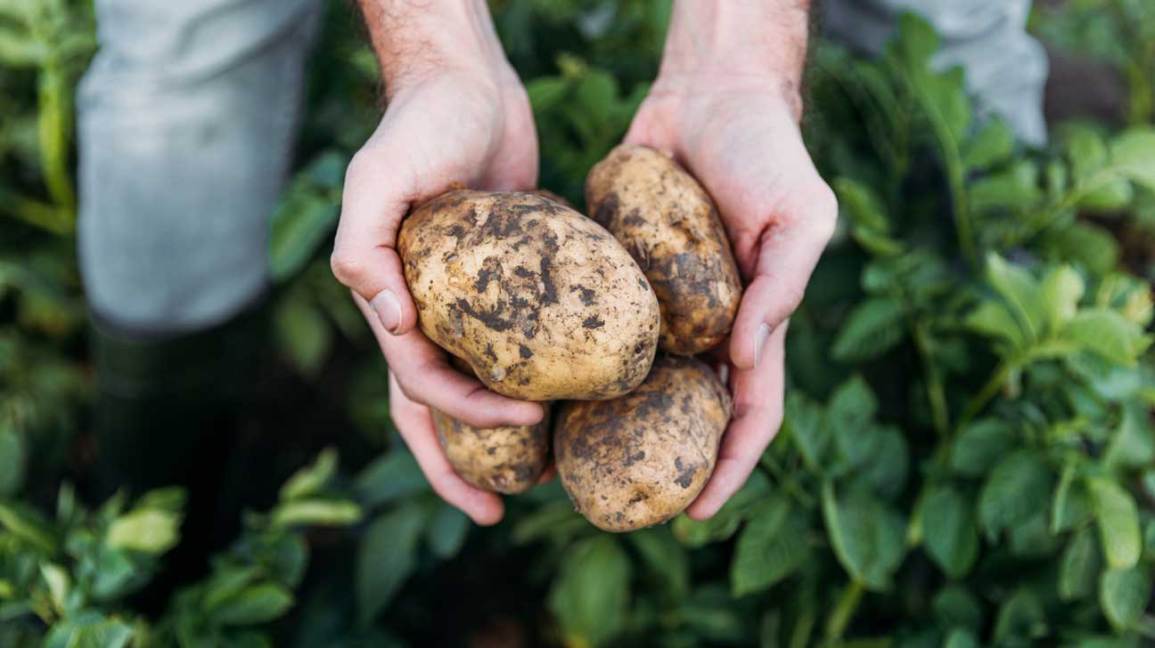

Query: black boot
89 304 267 598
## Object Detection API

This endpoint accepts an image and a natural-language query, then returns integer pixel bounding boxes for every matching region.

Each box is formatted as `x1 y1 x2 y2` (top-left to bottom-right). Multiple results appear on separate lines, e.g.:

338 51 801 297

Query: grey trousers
77 0 1046 335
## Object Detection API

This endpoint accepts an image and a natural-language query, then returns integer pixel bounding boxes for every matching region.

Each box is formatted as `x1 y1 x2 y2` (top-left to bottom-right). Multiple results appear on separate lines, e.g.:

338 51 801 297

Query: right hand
333 63 544 525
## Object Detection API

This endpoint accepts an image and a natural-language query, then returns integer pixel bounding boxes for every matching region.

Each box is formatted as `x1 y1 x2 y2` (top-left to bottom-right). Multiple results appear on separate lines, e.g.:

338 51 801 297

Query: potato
585 145 742 355
432 404 551 494
554 355 731 532
399 189 660 400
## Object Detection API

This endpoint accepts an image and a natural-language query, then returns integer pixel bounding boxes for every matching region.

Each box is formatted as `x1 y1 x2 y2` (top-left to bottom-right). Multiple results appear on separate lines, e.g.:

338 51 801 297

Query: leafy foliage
2 0 1155 646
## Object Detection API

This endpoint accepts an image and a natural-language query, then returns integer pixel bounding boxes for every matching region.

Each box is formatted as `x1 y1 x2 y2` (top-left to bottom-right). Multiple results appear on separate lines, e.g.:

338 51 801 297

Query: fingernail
717 363 730 385
753 323 771 367
370 290 403 334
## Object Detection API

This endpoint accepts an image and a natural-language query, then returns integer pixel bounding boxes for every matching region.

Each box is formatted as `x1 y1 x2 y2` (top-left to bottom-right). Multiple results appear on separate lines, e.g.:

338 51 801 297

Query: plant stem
913 321 950 438
824 580 865 644
959 359 1015 427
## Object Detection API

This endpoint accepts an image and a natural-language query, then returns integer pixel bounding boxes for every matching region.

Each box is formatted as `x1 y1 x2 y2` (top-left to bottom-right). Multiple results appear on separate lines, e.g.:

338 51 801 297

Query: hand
625 74 837 519
335 2 543 524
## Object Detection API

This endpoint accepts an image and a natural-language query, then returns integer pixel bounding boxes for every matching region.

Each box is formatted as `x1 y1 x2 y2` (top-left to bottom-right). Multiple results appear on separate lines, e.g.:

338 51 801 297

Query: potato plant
1 1 1154 647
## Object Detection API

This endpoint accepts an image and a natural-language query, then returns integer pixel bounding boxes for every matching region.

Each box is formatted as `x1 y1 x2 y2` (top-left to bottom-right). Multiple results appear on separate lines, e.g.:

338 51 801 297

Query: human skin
337 0 835 525
334 0 542 524
623 0 837 520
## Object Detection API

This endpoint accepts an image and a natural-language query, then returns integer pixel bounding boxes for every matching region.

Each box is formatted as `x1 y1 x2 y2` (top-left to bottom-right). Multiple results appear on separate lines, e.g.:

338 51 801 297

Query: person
79 1 1046 523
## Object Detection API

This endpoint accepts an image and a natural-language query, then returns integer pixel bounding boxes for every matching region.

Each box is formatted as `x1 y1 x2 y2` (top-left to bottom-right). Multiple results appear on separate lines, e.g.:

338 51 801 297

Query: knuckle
329 250 367 288
810 183 839 239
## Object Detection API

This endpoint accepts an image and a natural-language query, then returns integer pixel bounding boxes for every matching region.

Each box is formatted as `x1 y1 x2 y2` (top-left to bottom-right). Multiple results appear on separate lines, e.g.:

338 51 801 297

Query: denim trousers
77 0 1045 336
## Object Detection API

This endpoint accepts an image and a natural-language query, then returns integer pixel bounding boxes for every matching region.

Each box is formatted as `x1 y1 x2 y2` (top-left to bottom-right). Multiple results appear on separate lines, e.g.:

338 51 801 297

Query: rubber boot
89 304 267 600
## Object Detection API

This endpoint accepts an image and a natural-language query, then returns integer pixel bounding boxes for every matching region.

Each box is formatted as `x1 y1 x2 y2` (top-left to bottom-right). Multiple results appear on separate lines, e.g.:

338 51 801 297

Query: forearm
658 0 811 115
356 0 512 95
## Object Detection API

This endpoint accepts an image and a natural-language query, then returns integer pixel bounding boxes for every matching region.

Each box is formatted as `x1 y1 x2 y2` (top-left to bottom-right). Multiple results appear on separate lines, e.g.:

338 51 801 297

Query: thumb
330 151 419 336
729 187 837 370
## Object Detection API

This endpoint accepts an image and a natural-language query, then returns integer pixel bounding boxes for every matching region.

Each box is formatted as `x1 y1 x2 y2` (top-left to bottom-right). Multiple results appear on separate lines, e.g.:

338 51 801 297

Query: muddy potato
432 404 551 494
399 190 660 400
585 145 742 355
555 355 731 532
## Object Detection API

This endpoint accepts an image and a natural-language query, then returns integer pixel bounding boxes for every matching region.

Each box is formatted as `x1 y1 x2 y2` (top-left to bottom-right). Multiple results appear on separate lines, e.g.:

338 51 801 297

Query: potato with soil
432 404 551 494
585 145 742 355
554 355 731 532
399 189 660 400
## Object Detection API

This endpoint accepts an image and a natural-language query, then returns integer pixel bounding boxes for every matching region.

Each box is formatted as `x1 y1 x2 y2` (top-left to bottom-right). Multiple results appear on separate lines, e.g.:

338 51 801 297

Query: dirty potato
432 405 551 494
399 189 660 400
585 145 742 355
554 355 731 532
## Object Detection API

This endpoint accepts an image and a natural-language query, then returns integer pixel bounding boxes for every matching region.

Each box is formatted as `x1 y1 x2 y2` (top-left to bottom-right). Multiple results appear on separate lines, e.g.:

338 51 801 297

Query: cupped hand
333 66 544 524
625 74 837 519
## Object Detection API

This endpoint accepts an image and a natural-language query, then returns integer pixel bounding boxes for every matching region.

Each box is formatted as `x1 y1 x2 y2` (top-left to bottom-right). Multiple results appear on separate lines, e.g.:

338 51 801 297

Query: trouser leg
821 0 1049 146
78 0 320 496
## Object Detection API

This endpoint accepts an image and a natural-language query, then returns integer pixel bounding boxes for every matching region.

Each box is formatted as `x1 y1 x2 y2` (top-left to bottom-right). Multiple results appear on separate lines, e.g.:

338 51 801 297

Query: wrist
656 1 810 115
358 0 516 98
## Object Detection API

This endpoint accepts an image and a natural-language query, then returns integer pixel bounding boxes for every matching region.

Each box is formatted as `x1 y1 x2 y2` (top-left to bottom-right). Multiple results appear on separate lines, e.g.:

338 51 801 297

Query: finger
536 463 556 485
356 295 545 428
331 148 420 336
390 373 504 525
687 323 787 520
728 187 836 371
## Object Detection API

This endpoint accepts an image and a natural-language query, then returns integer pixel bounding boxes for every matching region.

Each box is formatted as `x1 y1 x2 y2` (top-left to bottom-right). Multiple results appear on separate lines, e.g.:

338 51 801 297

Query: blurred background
1 0 1154 646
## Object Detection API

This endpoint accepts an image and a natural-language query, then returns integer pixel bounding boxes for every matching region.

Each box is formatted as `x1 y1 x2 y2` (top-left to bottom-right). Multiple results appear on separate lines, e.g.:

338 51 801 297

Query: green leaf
40 563 69 613
731 496 810 596
357 503 427 625
1108 128 1155 191
950 419 1014 478
629 528 690 600
672 471 770 547
1059 527 1101 601
943 628 979 648
106 509 180 554
271 499 361 529
527 77 569 112
1063 308 1151 366
827 376 878 433
43 613 134 648
1104 405 1155 471
425 504 469 559
993 589 1046 643
210 583 295 626
268 189 339 283
1087 477 1142 570
0 422 24 496
921 484 978 579
1040 265 1084 333
1099 567 1152 631
933 585 983 630
280 448 338 501
985 254 1046 343
1064 124 1108 182
548 536 631 648
0 502 54 552
831 297 907 362
833 177 889 231
355 451 429 507
821 481 906 591
1077 177 1133 211
978 451 1052 540
962 119 1015 170
274 292 332 377
783 393 828 472
966 300 1027 352
1045 222 1120 275
969 161 1043 212
1052 463 1093 533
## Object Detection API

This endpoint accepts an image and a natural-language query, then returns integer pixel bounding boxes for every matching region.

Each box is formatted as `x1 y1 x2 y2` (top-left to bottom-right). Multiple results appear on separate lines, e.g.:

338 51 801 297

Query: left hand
624 73 837 519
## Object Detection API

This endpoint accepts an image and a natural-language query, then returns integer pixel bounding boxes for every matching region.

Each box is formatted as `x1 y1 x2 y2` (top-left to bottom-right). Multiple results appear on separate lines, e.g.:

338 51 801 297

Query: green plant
1 1 1154 646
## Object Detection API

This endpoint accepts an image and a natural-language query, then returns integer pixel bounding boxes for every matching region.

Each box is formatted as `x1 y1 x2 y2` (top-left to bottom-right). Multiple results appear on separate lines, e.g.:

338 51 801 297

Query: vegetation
2 0 1154 645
